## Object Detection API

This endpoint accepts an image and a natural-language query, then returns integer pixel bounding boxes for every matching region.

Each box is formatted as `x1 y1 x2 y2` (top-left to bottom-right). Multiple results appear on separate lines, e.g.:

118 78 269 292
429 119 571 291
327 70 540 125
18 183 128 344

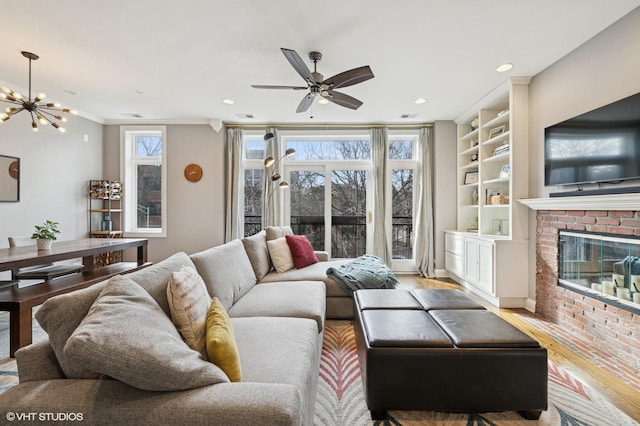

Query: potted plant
31 219 61 251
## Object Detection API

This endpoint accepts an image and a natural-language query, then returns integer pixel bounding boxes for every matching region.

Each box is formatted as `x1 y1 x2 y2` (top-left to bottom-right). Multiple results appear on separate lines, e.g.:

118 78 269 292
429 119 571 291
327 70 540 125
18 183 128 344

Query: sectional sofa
0 227 351 425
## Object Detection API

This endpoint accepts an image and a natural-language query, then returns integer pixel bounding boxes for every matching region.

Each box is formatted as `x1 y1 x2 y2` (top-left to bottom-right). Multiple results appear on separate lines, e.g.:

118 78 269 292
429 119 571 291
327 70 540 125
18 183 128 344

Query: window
388 132 418 270
120 126 167 237
240 129 420 269
242 132 266 236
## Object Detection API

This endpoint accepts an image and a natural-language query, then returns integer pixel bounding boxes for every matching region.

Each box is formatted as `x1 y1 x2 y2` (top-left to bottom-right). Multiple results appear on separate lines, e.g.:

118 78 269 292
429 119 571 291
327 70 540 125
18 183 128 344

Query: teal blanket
326 254 399 293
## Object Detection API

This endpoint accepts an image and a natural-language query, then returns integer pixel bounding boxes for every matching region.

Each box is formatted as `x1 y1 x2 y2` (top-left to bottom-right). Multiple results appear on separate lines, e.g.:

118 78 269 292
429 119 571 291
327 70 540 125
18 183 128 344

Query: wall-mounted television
544 91 640 187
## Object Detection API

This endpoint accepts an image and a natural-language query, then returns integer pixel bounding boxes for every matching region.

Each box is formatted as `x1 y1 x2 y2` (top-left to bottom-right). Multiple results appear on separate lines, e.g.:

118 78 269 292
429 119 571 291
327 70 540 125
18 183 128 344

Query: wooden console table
0 238 149 356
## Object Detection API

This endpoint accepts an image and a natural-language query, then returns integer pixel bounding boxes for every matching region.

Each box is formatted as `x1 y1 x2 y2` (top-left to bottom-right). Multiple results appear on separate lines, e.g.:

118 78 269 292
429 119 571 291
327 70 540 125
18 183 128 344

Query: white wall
0 113 103 250
526 7 640 300
103 124 225 263
433 120 457 274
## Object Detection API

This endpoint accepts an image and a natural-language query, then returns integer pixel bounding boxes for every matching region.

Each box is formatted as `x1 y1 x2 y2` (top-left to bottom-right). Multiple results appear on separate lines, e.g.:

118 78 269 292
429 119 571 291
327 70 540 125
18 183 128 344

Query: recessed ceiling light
318 98 329 104
414 98 426 104
222 98 234 105
496 63 513 72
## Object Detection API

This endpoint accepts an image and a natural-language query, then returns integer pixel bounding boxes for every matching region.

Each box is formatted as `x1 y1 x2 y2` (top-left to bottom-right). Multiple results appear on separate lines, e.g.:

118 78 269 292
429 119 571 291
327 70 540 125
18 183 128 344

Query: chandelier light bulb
37 115 48 125
35 92 46 101
12 92 22 100
31 122 39 132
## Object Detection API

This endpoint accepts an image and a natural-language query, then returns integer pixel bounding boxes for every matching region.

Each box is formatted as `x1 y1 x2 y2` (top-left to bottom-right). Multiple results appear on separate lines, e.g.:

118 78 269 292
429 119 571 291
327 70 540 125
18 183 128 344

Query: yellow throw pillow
206 297 242 382
167 266 211 358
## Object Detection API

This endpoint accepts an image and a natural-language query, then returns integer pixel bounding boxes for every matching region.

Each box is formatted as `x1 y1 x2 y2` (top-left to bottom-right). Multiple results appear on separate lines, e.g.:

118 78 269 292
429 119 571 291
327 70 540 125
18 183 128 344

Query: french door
285 165 372 258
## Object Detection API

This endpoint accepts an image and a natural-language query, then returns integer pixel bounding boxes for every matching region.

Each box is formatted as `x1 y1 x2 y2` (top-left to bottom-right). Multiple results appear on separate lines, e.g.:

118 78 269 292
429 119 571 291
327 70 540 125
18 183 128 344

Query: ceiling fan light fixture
0 51 76 133
318 98 329 104
252 48 374 114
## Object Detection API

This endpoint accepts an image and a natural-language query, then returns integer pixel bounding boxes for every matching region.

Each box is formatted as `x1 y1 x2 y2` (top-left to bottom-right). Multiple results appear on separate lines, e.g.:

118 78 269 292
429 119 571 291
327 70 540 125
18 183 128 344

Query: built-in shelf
519 194 640 211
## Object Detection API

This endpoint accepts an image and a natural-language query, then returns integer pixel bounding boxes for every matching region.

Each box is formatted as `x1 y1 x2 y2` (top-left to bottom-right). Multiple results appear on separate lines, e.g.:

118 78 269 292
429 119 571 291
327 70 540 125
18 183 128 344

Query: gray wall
526 7 640 300
103 124 225 263
0 114 103 250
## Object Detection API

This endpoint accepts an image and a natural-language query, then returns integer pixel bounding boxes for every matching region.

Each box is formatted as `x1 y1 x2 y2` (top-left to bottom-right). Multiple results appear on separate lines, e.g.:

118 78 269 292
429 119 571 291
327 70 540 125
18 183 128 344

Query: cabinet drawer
445 251 463 277
445 233 465 256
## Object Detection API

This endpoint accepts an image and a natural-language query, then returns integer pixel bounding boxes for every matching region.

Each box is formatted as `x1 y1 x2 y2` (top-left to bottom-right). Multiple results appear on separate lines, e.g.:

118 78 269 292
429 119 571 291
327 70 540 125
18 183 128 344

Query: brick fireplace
535 208 640 371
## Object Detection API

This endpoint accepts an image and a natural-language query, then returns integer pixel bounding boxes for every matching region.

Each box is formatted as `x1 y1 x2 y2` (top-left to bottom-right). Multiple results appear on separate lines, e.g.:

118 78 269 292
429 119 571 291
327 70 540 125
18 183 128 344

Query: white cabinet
445 230 528 308
445 232 464 277
462 235 494 294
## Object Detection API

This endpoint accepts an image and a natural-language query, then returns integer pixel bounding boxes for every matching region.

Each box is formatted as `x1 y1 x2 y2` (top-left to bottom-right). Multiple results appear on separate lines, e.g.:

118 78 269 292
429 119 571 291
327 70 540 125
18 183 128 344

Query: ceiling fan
251 48 374 113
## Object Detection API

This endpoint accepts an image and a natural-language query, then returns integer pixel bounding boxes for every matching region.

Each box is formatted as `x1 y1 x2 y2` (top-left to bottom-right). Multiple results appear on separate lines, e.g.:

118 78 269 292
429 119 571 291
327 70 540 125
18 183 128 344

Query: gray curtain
371 127 391 265
262 127 282 227
415 127 435 277
225 128 244 241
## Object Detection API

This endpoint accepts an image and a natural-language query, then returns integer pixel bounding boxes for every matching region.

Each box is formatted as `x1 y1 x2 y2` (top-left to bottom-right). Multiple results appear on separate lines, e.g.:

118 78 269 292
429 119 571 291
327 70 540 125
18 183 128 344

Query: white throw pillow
267 237 295 273
167 266 211 358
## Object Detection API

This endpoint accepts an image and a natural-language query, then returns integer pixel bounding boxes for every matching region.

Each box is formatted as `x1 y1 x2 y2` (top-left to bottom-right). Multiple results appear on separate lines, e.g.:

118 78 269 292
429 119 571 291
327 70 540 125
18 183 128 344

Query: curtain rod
224 122 433 130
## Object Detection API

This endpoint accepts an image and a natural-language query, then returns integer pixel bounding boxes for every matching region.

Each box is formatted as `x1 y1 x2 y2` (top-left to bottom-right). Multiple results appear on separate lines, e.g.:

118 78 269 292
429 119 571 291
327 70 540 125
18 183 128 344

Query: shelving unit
446 77 531 308
88 180 123 266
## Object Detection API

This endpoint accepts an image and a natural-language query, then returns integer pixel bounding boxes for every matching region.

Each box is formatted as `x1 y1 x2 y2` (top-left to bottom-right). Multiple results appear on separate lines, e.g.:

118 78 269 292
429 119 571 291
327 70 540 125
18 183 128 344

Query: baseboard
524 297 536 313
434 268 448 278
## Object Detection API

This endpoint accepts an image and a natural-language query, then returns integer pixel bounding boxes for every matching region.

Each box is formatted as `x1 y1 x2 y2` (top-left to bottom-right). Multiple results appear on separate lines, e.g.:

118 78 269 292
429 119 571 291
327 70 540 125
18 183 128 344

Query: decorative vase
36 239 52 251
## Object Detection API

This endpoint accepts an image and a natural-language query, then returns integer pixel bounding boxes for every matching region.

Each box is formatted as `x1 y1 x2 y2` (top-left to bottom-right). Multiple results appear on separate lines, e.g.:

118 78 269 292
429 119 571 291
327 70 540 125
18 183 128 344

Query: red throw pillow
285 234 319 269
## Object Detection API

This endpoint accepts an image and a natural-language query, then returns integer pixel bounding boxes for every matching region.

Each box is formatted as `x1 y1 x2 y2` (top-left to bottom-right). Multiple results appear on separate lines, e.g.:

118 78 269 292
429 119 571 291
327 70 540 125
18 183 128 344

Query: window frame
120 125 168 238
387 130 419 271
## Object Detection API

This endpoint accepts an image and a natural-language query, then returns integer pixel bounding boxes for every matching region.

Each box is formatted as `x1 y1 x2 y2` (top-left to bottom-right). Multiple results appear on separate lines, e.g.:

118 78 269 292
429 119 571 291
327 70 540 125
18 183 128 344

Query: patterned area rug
314 321 638 426
0 317 637 425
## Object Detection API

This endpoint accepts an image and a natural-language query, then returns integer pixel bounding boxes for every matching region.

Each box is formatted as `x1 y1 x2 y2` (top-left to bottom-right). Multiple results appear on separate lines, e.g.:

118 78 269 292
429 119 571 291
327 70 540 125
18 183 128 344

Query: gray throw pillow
241 230 271 281
63 275 230 391
190 240 256 310
35 252 196 379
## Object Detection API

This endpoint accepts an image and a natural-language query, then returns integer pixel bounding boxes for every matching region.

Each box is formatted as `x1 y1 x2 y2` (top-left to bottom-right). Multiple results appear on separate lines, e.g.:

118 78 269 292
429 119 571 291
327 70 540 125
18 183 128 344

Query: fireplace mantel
519 193 640 211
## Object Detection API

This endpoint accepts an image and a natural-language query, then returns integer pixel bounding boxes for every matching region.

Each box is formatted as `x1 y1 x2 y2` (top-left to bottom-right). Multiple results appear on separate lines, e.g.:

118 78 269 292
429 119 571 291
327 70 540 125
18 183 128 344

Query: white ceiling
0 1 638 126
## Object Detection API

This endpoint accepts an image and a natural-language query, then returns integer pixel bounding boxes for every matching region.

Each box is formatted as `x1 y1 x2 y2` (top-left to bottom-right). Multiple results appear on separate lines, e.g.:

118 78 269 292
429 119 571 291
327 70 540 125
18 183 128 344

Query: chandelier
0 51 77 133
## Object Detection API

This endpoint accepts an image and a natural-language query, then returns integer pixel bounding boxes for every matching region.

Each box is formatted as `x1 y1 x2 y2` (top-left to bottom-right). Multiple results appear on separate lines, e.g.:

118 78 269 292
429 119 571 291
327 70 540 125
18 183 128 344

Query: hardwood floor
396 274 640 422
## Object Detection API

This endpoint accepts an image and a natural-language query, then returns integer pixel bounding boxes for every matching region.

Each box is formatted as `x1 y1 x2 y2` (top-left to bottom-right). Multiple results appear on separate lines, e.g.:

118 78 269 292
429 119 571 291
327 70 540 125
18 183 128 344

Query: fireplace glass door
559 230 640 309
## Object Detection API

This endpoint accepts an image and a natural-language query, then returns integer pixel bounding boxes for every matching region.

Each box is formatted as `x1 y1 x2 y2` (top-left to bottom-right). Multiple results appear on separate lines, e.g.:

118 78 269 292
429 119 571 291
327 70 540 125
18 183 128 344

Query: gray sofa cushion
241 230 271 281
228 281 326 332
35 252 196 379
190 240 257 311
64 275 229 391
0 377 302 425
232 316 320 426
260 259 352 297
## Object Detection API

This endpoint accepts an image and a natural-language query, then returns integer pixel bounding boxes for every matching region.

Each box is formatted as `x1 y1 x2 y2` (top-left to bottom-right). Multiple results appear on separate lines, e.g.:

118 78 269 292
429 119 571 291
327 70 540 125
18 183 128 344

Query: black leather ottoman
353 289 547 420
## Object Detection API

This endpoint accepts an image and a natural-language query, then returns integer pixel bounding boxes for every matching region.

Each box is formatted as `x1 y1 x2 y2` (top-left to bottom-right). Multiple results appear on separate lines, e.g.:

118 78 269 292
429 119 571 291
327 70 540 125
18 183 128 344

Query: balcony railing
244 215 412 259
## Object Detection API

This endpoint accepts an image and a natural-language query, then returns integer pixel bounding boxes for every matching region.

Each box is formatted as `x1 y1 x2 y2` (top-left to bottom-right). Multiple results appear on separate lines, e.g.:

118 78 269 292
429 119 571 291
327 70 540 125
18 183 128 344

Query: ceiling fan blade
324 90 363 110
323 66 374 89
281 48 316 84
296 93 316 113
251 84 308 90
